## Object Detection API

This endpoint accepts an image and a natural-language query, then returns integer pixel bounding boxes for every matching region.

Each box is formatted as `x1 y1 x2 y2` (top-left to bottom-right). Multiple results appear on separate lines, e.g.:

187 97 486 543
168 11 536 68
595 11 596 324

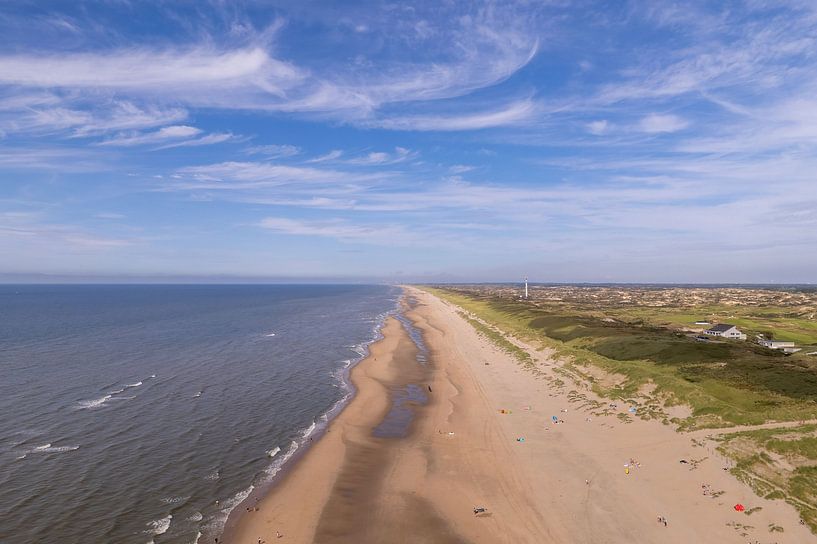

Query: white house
758 338 800 353
704 323 747 340
759 339 795 349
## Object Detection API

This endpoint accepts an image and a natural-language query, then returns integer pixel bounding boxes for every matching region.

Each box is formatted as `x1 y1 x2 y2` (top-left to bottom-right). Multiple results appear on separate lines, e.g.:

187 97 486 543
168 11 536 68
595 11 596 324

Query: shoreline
226 294 429 543
228 287 815 543
220 295 405 541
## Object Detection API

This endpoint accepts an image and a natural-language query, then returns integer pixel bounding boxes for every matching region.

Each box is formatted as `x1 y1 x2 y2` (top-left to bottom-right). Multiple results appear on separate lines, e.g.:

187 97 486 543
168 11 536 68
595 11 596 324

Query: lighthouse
524 276 529 299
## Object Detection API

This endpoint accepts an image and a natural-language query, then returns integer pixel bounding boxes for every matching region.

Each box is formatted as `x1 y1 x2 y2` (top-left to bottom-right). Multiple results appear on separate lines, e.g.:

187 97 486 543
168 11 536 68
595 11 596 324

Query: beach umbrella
734 504 745 512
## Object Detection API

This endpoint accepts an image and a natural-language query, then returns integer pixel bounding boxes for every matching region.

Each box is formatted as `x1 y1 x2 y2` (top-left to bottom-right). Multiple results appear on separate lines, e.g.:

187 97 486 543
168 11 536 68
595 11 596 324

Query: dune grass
717 425 817 533
422 286 817 429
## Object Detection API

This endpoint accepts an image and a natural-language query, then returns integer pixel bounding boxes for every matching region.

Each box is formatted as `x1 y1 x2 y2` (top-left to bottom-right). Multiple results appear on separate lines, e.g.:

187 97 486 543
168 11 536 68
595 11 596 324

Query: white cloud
244 144 301 158
174 161 380 189
345 146 415 165
306 150 343 163
0 96 189 137
637 113 689 134
71 102 189 136
99 125 201 146
0 212 134 250
0 146 108 171
376 99 537 131
258 216 413 244
154 132 236 150
0 9 540 134
0 47 301 92
586 120 609 135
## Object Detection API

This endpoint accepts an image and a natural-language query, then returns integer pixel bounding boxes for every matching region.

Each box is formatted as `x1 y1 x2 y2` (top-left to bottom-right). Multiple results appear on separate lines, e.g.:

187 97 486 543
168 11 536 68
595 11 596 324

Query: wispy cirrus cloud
98 125 201 146
586 120 609 135
258 216 413 244
0 46 301 93
305 150 343 163
0 6 541 136
244 144 301 158
154 132 237 150
172 160 383 189
637 113 689 134
344 147 415 165
0 96 188 138
375 98 537 131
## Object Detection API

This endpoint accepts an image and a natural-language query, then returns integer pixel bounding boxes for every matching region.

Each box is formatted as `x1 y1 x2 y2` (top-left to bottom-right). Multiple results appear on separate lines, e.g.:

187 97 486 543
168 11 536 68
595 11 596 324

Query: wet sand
229 288 815 544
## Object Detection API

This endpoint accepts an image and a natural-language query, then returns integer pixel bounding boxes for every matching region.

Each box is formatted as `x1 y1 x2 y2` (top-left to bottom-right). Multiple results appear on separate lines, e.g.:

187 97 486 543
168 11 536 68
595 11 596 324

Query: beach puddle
373 383 428 438
372 302 430 438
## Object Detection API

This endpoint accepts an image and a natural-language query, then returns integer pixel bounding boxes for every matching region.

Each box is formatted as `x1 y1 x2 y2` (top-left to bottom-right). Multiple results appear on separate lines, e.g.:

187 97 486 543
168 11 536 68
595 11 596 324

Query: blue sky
1 1 815 283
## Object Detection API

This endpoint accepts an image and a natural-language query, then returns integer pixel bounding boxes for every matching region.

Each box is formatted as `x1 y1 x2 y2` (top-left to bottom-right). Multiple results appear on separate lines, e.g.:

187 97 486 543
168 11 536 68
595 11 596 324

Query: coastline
227 297 429 543
219 294 404 541
228 287 815 543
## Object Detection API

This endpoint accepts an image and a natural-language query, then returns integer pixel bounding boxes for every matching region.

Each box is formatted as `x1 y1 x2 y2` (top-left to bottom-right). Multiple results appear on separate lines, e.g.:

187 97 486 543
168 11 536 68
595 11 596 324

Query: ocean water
0 284 399 544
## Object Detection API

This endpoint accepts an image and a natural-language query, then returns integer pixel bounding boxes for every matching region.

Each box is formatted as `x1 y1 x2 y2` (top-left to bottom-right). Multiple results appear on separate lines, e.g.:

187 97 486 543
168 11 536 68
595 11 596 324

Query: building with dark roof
704 323 746 340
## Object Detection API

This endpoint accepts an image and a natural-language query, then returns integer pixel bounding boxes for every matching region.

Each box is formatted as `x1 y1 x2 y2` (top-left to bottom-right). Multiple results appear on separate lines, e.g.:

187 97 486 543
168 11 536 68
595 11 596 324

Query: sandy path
686 419 817 438
227 288 814 544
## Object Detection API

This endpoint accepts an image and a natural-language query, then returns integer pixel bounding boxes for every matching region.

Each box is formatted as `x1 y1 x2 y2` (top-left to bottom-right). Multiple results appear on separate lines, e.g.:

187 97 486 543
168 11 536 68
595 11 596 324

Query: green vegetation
423 286 817 428
456 310 533 366
718 425 817 534
604 306 817 345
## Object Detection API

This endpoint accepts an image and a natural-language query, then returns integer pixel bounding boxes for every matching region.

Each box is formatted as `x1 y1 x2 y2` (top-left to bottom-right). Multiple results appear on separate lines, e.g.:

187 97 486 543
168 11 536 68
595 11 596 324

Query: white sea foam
30 443 80 453
187 512 203 522
202 484 254 542
266 446 281 458
205 470 220 481
302 420 317 438
265 332 276 337
78 394 113 409
262 440 299 480
78 376 151 409
145 514 172 536
192 530 202 544
161 495 188 505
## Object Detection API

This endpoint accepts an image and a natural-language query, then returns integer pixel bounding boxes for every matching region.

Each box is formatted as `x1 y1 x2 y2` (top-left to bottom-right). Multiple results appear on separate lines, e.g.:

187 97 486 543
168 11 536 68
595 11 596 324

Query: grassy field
424 286 817 429
604 306 817 345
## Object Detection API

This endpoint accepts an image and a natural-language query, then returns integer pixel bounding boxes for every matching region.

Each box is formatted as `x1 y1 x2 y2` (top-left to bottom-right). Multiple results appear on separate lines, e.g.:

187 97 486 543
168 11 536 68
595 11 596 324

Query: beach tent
551 416 558 422
734 504 745 512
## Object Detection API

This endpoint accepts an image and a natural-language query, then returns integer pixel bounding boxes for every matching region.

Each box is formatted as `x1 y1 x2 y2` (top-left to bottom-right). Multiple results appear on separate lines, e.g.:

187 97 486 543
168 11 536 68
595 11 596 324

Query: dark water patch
372 384 429 438
372 307 430 439
395 312 428 365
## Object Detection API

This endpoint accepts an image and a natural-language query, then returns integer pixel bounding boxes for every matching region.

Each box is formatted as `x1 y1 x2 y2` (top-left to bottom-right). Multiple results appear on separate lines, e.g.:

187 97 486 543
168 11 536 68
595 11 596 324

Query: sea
0 284 400 544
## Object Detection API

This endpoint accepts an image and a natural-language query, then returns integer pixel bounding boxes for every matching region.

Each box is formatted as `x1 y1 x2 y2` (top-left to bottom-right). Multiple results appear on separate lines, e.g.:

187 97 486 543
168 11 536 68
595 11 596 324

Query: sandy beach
228 287 814 543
